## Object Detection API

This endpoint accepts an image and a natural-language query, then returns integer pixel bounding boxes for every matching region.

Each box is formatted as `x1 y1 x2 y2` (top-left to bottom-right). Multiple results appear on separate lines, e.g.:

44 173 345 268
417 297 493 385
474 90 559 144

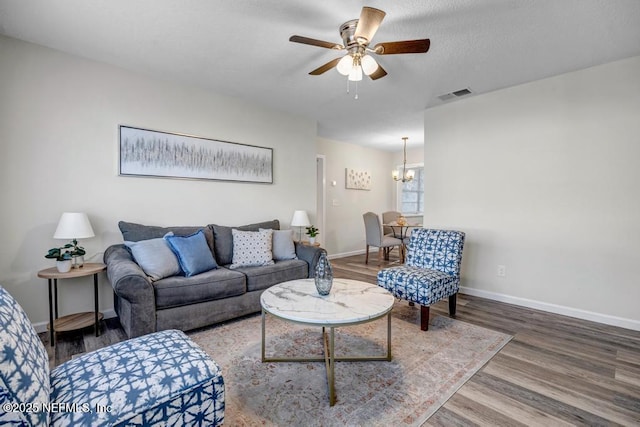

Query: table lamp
53 212 95 268
290 210 310 243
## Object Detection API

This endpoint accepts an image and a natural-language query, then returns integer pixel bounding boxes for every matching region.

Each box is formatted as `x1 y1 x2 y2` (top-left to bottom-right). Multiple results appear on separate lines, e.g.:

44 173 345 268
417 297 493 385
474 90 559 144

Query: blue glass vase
314 252 333 296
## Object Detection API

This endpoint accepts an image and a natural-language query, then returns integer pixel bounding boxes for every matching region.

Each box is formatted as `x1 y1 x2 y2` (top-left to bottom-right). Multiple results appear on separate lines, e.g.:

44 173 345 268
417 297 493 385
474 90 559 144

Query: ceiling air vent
438 87 473 102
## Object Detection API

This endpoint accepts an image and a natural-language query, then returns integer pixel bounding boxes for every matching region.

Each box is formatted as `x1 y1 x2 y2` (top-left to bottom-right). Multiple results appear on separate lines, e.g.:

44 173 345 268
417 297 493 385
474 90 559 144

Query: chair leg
420 305 430 331
449 293 457 317
378 247 383 266
365 245 369 264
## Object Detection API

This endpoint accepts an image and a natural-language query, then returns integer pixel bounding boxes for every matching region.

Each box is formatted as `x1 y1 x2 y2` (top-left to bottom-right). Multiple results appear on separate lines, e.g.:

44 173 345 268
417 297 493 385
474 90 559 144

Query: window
397 165 424 215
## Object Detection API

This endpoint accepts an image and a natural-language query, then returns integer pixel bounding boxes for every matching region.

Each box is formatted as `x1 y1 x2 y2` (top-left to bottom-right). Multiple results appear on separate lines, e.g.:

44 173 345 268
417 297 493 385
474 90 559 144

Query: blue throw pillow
164 230 218 277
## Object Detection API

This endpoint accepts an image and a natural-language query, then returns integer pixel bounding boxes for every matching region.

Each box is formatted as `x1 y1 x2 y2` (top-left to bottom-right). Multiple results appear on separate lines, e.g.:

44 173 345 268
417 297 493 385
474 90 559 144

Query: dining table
383 223 422 263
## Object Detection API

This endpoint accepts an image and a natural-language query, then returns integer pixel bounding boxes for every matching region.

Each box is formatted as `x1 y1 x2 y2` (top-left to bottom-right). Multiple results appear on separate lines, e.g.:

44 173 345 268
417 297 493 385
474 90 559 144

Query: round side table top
37 262 106 279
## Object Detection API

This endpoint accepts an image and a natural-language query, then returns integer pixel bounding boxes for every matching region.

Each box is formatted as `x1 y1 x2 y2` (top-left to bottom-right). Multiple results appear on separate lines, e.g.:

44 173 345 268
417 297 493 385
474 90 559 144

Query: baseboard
33 309 117 333
460 286 640 331
327 249 367 260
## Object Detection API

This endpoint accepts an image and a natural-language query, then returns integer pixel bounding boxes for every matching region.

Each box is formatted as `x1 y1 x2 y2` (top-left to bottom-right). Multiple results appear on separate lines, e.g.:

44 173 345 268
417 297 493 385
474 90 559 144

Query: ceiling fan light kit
290 6 430 98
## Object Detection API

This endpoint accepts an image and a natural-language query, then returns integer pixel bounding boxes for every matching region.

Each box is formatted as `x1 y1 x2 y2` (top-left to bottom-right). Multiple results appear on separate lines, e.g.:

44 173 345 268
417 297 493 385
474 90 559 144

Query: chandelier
392 137 415 183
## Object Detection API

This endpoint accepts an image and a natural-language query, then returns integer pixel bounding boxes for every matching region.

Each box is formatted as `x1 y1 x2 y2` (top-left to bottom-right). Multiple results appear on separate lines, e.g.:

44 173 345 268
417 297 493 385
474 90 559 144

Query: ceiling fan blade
368 64 388 80
289 35 344 50
309 57 342 75
374 39 430 55
354 7 386 44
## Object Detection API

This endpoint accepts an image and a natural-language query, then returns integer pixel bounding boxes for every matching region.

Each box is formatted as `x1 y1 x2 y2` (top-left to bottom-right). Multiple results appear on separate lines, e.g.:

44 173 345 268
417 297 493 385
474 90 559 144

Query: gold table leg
262 311 392 406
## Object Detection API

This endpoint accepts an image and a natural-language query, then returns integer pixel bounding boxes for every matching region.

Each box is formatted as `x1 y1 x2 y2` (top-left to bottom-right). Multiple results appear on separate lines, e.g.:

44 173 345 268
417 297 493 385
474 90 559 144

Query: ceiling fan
289 6 430 82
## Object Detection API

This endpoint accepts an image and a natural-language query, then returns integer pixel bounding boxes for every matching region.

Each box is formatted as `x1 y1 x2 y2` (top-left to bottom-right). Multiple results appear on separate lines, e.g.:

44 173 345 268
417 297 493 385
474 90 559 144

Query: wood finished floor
42 251 640 426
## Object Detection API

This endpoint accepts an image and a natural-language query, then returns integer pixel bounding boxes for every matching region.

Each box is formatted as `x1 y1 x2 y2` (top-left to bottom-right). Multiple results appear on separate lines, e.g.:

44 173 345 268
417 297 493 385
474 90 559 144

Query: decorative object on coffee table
290 210 311 243
314 251 333 295
52 212 95 268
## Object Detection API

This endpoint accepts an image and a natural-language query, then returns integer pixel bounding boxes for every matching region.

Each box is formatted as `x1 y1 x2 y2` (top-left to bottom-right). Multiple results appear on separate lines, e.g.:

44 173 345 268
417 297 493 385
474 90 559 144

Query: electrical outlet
497 265 506 277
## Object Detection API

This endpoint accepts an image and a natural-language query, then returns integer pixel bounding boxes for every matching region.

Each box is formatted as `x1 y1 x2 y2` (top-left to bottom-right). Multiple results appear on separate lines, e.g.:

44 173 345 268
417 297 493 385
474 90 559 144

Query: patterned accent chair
0 286 224 426
377 228 465 331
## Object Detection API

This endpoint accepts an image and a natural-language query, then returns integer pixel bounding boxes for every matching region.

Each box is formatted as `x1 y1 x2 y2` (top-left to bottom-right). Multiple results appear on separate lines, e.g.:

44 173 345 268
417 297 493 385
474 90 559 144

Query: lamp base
72 255 84 268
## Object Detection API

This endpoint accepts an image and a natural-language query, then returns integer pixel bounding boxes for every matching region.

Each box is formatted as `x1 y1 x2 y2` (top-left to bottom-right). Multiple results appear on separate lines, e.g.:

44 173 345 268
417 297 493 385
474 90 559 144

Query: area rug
189 303 511 426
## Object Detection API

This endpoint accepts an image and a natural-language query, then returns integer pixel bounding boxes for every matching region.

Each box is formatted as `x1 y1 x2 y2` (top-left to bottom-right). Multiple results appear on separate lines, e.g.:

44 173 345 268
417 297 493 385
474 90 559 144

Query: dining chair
363 212 404 265
382 211 401 236
377 228 465 331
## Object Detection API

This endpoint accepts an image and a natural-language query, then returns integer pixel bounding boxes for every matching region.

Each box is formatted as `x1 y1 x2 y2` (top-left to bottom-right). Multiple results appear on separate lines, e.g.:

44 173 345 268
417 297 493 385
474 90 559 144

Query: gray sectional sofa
104 219 325 338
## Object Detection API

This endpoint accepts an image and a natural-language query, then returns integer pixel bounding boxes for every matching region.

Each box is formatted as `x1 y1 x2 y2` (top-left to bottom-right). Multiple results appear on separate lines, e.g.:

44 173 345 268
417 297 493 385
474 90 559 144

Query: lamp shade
290 210 311 227
336 55 353 76
361 54 378 75
53 212 95 239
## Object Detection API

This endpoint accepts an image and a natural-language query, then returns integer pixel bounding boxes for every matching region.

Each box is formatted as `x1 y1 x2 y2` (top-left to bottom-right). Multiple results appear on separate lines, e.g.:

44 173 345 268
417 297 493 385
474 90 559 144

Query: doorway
316 155 326 246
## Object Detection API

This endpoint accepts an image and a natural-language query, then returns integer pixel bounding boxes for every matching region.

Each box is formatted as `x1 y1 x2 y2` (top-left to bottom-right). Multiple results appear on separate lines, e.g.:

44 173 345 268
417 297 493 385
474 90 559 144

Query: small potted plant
45 245 73 273
305 225 319 245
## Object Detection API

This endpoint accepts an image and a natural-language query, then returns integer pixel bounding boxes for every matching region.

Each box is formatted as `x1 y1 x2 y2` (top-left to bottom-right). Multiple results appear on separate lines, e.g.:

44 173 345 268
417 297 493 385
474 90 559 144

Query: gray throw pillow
125 232 181 281
260 228 297 260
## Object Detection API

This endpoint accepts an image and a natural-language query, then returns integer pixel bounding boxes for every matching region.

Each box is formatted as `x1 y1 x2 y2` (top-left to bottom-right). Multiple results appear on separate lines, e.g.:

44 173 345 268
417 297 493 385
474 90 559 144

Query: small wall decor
345 168 372 190
119 125 273 183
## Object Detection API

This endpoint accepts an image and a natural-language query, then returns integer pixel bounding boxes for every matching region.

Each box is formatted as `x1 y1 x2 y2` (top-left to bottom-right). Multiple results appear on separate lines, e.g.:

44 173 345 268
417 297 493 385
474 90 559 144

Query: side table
37 262 106 346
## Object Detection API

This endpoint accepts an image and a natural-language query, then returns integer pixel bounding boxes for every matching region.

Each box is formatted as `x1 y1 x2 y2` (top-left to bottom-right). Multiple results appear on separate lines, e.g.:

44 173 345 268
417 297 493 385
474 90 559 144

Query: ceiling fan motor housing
340 19 365 53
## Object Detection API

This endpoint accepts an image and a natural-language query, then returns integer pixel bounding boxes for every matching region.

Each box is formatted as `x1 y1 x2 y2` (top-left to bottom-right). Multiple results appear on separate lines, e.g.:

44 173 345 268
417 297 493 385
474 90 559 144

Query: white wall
0 36 317 326
316 137 395 256
424 55 640 329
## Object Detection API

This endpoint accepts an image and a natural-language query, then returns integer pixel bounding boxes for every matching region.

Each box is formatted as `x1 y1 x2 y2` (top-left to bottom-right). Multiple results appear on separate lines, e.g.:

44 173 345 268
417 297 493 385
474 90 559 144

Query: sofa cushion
50 329 225 426
124 233 181 281
154 267 246 309
210 219 280 265
0 287 51 427
261 228 297 260
165 230 219 277
118 221 215 254
233 259 308 292
229 229 274 269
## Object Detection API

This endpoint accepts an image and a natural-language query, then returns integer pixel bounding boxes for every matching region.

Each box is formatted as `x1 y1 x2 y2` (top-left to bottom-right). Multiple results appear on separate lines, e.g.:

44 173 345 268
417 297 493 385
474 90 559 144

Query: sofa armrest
104 245 153 303
104 244 156 337
294 243 326 278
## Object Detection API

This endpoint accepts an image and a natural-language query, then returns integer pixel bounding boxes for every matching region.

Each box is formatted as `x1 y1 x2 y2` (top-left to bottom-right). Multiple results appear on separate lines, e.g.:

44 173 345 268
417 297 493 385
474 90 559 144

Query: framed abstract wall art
345 168 371 190
119 125 273 183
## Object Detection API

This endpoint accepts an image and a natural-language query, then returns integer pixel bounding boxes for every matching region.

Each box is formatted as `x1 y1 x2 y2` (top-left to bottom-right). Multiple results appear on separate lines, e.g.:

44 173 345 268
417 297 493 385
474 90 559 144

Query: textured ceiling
1 0 639 151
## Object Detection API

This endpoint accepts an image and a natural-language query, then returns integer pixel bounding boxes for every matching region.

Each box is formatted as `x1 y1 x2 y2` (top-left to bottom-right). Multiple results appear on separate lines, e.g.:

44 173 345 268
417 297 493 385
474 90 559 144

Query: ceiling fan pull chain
346 77 350 95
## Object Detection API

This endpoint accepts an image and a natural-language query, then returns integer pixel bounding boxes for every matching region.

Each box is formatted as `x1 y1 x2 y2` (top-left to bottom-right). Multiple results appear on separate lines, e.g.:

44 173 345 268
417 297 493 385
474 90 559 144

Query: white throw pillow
124 232 181 281
260 228 297 260
229 229 274 269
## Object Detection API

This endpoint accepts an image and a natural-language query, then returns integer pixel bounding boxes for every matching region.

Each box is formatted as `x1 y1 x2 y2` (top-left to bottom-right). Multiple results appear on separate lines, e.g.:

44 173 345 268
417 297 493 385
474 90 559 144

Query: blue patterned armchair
377 228 465 331
0 286 224 426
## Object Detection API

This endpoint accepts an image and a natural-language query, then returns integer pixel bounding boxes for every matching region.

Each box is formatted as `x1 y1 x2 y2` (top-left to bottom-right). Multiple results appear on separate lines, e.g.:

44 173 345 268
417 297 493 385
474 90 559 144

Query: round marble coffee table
260 278 395 406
